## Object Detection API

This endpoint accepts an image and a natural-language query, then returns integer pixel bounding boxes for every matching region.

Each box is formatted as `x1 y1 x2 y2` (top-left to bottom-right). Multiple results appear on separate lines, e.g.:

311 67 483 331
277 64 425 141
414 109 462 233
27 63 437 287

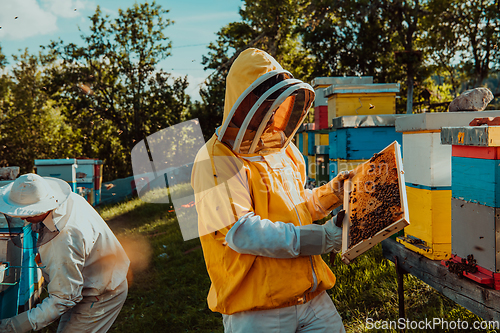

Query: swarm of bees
445 254 478 278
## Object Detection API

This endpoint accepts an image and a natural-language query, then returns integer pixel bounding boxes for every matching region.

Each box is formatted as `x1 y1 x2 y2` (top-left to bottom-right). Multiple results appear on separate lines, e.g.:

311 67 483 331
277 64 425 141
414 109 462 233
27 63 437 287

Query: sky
0 0 243 100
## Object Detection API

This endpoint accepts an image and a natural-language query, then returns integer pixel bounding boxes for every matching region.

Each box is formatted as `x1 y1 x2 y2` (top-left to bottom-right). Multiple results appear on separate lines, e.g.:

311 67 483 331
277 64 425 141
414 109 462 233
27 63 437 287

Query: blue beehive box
329 115 403 160
17 225 42 311
0 216 22 319
0 284 19 319
35 159 77 192
307 130 315 157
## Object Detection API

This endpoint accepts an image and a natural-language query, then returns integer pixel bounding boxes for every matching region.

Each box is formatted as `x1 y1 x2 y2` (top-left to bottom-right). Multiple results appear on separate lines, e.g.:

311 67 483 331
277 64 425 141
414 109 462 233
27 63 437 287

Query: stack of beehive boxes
303 77 402 185
441 124 500 289
295 123 315 180
395 111 500 261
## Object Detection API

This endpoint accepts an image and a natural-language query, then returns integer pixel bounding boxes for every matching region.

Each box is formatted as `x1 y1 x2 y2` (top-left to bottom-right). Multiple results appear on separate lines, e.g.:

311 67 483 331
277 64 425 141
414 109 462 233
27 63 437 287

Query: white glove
299 211 344 256
0 312 33 333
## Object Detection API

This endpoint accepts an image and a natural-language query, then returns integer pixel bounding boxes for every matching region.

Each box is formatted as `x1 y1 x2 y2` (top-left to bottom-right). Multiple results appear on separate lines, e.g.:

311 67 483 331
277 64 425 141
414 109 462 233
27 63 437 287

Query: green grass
39 195 497 332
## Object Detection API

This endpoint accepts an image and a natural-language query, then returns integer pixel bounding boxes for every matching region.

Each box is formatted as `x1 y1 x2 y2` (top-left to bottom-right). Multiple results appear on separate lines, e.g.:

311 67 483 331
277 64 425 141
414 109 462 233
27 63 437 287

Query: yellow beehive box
396 185 452 260
314 133 329 146
311 76 374 107
324 84 399 119
308 155 316 180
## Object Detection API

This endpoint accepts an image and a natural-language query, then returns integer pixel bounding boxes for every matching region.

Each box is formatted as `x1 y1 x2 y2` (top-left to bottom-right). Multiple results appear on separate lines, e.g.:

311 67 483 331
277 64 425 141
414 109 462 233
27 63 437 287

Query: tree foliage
45 2 190 180
0 49 81 173
201 0 500 115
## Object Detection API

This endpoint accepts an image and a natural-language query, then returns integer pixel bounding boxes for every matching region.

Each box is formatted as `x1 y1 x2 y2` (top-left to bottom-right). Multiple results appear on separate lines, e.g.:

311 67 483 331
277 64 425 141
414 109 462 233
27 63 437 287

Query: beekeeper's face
231 92 276 131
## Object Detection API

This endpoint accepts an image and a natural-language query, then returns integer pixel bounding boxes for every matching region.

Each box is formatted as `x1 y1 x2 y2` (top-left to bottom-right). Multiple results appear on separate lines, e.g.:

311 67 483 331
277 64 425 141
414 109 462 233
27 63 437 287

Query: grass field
40 194 497 333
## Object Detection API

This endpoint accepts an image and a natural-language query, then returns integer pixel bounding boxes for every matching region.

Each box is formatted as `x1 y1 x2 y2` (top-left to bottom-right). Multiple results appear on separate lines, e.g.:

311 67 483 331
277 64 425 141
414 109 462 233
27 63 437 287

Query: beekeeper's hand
299 210 345 256
0 312 32 333
329 170 355 196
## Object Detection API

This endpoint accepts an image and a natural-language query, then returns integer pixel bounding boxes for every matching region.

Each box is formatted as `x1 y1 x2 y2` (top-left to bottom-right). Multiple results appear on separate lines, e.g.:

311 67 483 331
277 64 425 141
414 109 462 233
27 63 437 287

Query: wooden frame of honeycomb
340 141 410 264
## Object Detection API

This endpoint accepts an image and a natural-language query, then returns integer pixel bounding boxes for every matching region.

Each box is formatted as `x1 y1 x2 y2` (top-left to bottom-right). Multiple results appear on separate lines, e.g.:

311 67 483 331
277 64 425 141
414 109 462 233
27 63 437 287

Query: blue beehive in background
328 115 403 180
34 159 77 192
35 159 104 206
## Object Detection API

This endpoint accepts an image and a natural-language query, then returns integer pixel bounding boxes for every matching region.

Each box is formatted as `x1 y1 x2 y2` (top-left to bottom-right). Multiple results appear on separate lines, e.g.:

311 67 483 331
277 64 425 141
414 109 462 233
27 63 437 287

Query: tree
424 0 500 95
198 0 315 138
47 2 190 180
0 49 81 173
301 0 398 82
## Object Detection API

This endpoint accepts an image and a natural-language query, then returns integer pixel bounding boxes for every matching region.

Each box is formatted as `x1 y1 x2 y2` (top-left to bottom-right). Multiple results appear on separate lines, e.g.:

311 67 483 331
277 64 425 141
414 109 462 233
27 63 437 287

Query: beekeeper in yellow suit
0 173 130 333
192 48 352 332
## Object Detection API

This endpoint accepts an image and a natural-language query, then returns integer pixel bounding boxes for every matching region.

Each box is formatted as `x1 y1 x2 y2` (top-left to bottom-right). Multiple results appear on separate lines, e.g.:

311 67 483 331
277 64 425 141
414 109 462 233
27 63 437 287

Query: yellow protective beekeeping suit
191 48 342 315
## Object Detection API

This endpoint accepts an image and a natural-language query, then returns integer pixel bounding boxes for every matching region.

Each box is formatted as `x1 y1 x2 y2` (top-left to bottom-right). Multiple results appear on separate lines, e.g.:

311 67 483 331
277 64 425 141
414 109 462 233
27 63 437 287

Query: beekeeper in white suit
0 173 130 333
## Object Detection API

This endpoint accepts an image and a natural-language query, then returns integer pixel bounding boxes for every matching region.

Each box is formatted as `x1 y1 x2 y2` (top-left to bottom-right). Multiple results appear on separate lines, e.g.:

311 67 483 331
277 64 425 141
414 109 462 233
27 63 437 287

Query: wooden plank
382 238 500 322
452 145 500 160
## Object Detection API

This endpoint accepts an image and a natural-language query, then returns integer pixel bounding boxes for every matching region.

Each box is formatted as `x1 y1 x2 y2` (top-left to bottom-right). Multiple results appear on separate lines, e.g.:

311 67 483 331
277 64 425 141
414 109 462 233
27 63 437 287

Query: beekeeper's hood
217 48 315 154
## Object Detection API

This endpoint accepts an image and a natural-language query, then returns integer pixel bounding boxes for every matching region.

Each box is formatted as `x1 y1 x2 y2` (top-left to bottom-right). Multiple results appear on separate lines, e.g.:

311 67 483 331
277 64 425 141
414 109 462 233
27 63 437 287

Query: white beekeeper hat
0 173 71 217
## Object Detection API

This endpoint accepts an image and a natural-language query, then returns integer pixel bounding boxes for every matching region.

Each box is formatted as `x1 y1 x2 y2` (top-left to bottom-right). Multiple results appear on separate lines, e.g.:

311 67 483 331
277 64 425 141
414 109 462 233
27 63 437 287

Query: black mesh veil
3 214 59 249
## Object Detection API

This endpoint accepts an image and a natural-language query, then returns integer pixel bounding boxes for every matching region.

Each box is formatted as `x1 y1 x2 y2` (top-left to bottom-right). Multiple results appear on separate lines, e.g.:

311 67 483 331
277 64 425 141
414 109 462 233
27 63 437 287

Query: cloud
0 0 58 40
43 0 87 18
0 0 88 41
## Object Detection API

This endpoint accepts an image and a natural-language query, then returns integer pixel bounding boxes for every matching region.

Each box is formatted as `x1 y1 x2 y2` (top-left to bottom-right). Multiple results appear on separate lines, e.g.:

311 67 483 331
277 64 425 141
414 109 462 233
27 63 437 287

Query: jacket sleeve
225 212 300 258
27 228 85 331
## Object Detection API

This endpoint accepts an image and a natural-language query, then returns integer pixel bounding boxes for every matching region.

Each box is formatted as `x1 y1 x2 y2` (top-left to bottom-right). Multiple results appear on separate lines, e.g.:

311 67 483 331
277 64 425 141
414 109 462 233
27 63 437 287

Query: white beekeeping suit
0 173 130 333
